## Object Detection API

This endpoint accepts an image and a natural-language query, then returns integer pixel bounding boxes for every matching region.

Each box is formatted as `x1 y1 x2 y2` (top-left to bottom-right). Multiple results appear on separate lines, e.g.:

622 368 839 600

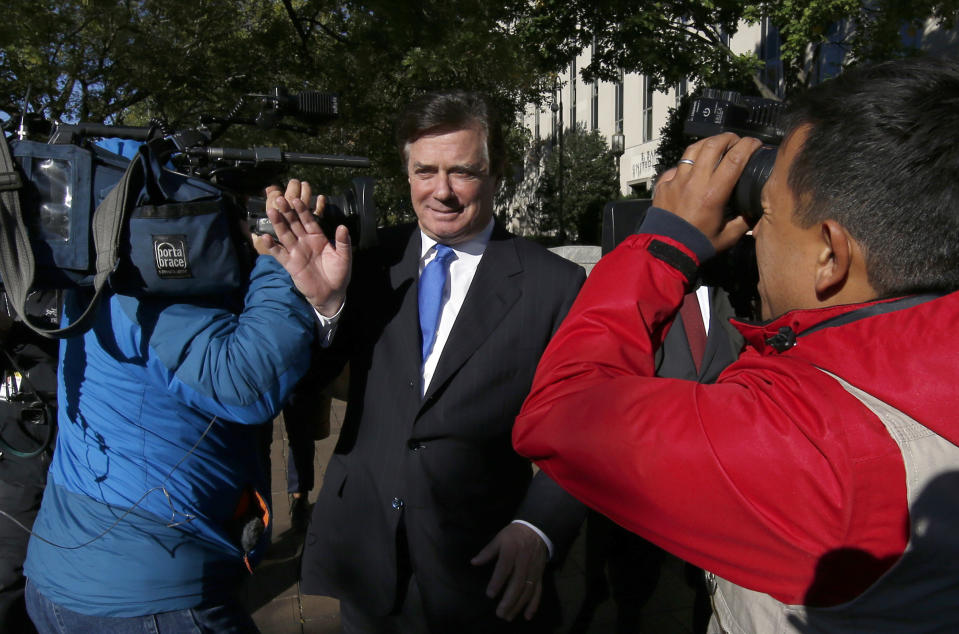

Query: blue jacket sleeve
116 255 317 424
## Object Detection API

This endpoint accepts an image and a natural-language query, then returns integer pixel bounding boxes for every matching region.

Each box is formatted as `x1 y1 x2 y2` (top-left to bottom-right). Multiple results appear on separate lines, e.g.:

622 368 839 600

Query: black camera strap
0 135 142 339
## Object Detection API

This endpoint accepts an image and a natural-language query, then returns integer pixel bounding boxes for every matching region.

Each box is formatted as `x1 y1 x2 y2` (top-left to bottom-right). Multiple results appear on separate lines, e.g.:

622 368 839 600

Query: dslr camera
684 89 787 226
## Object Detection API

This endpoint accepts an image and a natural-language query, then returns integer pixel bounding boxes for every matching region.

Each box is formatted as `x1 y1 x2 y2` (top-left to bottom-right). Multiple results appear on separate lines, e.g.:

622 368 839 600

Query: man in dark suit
268 91 587 633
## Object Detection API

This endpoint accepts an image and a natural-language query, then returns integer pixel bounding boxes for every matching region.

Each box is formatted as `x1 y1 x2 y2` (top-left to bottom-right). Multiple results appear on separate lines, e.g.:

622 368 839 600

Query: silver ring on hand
678 158 696 166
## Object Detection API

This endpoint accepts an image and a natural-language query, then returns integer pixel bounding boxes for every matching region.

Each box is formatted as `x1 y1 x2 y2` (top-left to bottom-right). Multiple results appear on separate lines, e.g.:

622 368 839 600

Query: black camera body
684 89 787 226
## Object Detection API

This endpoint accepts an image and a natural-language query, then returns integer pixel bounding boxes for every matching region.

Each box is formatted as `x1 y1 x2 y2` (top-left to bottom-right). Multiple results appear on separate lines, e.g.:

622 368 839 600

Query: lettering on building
631 149 659 182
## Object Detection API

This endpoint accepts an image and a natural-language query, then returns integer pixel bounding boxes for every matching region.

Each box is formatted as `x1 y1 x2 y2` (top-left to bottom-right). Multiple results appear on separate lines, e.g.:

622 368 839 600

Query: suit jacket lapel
389 228 423 389
421 225 522 405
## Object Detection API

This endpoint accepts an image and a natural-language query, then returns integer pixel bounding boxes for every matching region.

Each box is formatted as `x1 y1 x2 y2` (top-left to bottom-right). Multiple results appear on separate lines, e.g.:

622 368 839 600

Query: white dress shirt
696 284 711 334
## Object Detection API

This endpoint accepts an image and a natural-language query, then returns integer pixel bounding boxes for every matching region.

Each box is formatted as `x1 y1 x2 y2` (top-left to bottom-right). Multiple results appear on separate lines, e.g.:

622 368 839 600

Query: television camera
0 87 378 336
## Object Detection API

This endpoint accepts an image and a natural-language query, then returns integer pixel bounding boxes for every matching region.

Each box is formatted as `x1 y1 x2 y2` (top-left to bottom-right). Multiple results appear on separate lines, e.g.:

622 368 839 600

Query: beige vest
707 370 959 633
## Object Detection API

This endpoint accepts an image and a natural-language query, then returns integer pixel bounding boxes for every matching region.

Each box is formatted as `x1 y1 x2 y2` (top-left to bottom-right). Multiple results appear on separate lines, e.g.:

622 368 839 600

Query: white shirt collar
419 218 495 261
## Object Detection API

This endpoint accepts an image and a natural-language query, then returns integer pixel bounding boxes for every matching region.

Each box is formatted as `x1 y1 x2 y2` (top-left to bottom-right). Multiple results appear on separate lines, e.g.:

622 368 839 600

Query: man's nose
432 173 456 201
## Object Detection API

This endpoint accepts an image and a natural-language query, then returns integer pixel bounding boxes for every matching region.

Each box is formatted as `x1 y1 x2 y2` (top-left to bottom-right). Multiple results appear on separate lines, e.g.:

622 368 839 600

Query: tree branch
302 15 352 46
281 0 315 62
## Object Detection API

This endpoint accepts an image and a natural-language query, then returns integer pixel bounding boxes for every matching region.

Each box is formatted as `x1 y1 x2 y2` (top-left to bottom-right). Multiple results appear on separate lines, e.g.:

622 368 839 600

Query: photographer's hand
653 132 762 253
255 180 351 317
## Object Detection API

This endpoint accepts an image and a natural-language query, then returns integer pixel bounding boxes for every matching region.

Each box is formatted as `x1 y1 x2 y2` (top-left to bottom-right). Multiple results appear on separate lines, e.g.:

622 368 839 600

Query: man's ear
814 219 853 301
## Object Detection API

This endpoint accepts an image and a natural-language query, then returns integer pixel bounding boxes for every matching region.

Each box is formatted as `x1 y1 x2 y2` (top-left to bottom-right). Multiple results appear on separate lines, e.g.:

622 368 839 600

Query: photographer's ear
814 219 856 301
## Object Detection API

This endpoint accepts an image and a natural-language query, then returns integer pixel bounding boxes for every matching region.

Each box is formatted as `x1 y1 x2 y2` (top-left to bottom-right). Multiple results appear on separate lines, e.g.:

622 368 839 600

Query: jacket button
408 440 425 452
391 497 404 510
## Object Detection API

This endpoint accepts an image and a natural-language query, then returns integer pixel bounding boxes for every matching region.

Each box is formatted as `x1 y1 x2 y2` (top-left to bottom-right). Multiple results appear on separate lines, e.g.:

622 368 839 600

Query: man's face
753 126 823 320
407 125 497 245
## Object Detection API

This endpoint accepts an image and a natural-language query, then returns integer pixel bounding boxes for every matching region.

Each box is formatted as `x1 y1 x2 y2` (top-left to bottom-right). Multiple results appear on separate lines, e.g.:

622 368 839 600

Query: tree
0 1 293 126
749 0 959 90
0 0 556 223
515 0 959 97
272 0 555 220
515 0 774 97
513 124 621 245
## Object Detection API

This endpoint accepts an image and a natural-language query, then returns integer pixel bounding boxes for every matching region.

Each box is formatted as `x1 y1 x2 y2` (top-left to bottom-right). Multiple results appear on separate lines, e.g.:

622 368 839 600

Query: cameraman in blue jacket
23 185 351 633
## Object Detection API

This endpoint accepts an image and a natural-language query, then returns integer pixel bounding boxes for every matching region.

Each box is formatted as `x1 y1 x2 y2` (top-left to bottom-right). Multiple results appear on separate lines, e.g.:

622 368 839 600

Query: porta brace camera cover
0 137 249 338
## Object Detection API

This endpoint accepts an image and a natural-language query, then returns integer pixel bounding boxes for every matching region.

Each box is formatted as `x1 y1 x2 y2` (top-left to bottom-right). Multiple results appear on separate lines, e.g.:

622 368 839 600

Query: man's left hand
471 522 548 622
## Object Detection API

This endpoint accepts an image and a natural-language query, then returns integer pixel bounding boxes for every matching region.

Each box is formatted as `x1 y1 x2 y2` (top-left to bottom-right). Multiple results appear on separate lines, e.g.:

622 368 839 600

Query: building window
642 75 654 143
534 108 540 140
569 60 576 128
614 69 624 134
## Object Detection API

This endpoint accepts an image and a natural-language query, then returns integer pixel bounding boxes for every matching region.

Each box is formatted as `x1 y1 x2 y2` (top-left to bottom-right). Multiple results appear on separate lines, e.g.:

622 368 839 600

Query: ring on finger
678 158 696 166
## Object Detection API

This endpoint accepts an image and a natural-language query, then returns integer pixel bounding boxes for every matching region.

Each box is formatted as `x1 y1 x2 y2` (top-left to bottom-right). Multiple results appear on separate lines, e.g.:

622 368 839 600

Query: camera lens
730 146 777 227
318 177 378 251
245 178 378 251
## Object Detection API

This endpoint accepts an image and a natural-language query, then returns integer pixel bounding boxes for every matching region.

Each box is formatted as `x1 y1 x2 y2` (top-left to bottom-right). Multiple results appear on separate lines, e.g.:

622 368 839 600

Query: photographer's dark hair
395 90 506 179
784 55 959 296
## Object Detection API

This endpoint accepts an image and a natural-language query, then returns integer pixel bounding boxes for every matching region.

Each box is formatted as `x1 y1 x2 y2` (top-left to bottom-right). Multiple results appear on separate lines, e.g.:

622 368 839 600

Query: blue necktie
419 244 455 361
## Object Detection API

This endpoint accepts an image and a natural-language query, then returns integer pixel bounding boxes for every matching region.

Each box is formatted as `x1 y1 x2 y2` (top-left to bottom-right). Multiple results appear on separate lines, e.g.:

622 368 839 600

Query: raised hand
254 179 351 317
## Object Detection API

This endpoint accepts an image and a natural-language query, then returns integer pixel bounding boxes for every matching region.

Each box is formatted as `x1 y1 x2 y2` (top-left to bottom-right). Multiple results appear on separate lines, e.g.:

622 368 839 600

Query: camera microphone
292 91 338 119
258 87 338 125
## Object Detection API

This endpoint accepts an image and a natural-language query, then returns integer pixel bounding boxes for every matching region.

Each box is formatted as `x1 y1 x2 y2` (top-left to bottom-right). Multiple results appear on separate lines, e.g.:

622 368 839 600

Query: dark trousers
0 461 47 634
284 411 315 494
571 511 710 634
340 574 430 634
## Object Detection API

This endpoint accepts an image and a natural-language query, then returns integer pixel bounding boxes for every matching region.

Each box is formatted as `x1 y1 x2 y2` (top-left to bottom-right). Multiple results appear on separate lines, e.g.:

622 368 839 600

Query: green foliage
755 0 959 91
7 0 953 229
0 0 552 224
515 0 959 96
520 124 621 245
515 0 769 95
0 0 291 126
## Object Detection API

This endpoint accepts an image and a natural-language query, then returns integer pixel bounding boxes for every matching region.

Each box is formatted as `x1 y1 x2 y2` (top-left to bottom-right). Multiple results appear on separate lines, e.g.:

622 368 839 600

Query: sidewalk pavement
241 399 698 633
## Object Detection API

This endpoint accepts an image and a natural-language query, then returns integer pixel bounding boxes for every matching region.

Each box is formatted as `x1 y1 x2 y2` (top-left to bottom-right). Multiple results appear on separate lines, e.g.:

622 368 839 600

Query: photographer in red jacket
514 56 959 632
